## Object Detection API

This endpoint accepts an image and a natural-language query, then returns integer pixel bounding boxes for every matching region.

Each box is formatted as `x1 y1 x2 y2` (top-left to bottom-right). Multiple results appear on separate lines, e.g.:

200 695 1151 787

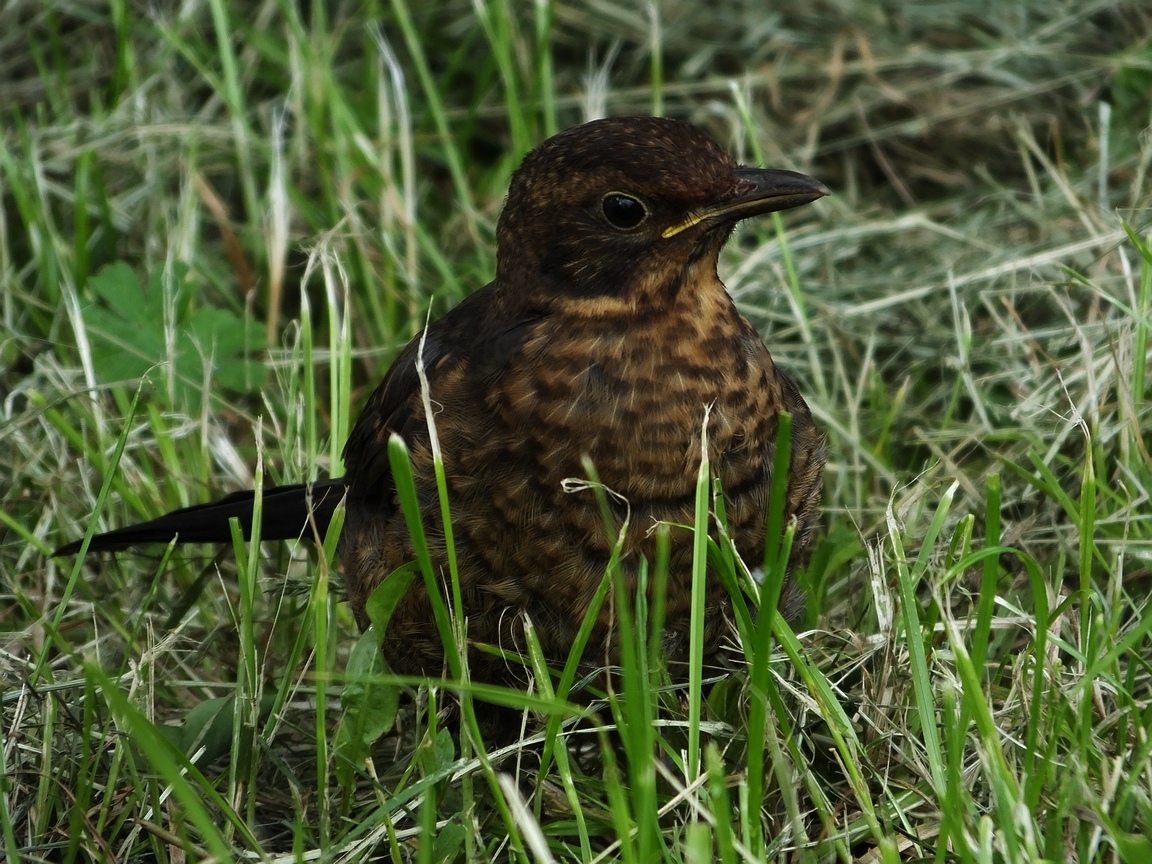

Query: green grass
3 0 1151 861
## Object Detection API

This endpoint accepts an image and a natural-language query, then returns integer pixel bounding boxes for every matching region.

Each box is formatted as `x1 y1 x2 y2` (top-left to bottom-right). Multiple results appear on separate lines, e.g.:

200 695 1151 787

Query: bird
56 116 828 687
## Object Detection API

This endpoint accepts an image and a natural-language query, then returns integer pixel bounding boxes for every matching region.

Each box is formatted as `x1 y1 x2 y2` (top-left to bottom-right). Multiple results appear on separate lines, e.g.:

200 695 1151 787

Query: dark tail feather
53 479 348 556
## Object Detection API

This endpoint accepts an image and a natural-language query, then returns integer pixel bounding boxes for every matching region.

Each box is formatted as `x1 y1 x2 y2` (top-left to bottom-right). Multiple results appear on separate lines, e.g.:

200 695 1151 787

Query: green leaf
363 560 421 640
80 260 265 412
336 627 400 768
176 695 240 762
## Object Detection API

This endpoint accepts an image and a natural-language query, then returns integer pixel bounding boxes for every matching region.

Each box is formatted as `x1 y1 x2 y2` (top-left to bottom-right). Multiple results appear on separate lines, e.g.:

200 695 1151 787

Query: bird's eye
601 193 648 230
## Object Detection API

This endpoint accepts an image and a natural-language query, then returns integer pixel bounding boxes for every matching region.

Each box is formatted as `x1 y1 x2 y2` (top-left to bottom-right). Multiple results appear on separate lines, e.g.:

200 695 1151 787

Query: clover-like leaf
81 261 265 411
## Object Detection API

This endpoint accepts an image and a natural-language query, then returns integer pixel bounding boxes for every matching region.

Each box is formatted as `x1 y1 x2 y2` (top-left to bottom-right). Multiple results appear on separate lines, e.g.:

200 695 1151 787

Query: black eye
601 193 648 230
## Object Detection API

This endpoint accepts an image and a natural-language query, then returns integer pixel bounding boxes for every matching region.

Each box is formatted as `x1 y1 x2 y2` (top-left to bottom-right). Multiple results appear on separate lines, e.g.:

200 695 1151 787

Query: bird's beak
662 168 830 238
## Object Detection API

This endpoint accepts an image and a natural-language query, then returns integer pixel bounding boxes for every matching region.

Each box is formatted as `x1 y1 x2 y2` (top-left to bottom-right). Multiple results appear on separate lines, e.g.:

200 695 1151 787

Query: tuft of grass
2 0 1150 861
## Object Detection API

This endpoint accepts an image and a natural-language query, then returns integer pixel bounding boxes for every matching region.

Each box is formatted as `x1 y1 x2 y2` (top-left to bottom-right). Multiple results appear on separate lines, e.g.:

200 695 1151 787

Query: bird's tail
53 479 347 556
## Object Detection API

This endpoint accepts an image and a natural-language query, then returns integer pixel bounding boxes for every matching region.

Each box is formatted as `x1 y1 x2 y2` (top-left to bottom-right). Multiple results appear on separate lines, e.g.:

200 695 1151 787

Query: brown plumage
57 116 828 684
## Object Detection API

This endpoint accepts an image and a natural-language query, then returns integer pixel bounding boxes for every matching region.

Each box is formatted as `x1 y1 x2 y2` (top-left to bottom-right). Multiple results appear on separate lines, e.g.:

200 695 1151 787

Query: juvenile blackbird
57 116 828 684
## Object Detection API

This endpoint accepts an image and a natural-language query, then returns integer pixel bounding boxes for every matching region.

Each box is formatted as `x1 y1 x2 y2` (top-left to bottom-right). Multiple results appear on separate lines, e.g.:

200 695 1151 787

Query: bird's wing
341 281 545 506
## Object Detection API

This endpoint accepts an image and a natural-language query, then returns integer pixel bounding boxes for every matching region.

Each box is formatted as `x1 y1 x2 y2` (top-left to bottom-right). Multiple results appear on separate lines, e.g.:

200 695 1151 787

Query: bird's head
495 116 828 309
